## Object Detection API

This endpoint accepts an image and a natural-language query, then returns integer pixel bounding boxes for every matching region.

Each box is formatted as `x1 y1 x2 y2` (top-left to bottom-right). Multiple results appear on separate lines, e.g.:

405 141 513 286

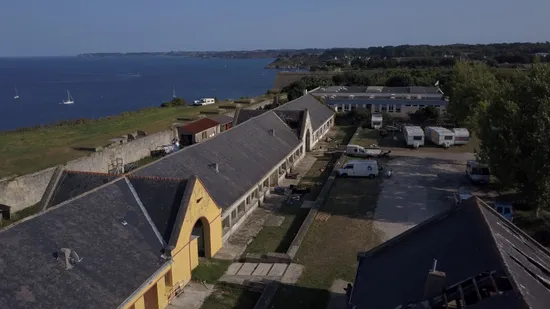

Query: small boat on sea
62 90 74 105
173 86 177 99
13 87 19 100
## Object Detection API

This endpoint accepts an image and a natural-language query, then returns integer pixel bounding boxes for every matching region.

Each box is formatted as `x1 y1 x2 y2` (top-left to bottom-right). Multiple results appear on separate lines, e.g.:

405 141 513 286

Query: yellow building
0 172 222 309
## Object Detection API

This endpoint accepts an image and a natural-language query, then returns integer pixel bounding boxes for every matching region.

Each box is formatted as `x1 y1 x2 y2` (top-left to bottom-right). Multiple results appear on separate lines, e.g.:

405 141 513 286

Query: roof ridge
125 174 187 183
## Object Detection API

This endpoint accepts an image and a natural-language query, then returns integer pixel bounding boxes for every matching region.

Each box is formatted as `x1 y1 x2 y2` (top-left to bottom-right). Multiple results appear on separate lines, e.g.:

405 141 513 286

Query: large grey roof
350 199 514 309
47 171 120 208
209 114 234 124
276 94 334 131
0 179 165 309
132 111 301 210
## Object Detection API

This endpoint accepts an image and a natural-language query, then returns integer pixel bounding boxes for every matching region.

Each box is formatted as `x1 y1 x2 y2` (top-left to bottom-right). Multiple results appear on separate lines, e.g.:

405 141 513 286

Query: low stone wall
0 129 177 212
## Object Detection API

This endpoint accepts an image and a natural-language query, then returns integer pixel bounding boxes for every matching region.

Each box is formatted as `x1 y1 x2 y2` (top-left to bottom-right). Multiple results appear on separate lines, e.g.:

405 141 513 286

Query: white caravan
403 126 424 148
452 128 470 145
338 160 379 178
193 98 216 106
425 126 455 148
346 144 384 158
371 113 383 129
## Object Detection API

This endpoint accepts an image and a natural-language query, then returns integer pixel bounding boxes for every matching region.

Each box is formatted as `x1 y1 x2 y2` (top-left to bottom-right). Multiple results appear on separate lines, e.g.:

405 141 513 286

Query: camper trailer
452 128 470 145
346 144 390 158
425 126 455 148
193 98 216 106
371 113 383 130
403 126 424 148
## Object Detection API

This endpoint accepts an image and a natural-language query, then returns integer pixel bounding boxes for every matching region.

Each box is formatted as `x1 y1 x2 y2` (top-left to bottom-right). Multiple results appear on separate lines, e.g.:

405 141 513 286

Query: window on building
231 209 237 220
413 136 422 141
222 217 230 232
351 105 357 111
388 105 394 112
419 105 425 108
366 104 372 110
238 202 245 214
381 105 387 112
201 131 207 139
374 105 380 112
405 104 411 107
396 104 402 112
164 271 173 288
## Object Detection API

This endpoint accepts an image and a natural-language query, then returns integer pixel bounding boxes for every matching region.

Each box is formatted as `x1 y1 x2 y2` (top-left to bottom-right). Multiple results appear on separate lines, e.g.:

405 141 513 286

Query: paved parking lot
374 151 475 241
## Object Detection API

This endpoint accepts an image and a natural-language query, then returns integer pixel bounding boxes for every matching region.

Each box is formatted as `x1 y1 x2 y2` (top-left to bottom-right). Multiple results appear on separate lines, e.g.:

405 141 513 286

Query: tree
409 106 440 124
282 76 333 101
477 62 550 216
446 61 500 133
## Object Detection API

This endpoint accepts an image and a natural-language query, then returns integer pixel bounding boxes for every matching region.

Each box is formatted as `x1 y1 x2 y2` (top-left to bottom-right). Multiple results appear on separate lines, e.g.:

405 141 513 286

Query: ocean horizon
0 56 278 131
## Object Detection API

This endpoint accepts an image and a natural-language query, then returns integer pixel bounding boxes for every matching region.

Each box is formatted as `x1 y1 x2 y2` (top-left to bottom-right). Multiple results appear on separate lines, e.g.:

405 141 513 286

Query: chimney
423 259 446 300
269 129 275 136
213 163 219 173
303 89 308 96
273 95 279 106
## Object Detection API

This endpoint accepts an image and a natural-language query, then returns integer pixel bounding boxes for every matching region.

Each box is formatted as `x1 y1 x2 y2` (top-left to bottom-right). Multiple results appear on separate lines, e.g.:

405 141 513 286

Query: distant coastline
77 49 327 61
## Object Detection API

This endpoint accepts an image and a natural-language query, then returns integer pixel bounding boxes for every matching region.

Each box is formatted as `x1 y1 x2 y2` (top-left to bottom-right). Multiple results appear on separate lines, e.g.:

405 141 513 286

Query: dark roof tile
234 109 267 125
276 94 334 131
47 171 120 208
209 114 233 125
0 179 164 309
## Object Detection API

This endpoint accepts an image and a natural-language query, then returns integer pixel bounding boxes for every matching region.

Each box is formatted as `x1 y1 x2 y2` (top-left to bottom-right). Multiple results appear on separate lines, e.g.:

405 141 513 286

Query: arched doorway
191 217 211 257
305 129 311 152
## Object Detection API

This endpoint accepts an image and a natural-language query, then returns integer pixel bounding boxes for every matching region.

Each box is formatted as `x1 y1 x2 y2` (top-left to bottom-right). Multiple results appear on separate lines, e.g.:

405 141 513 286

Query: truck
338 160 379 178
346 144 391 158
425 126 455 148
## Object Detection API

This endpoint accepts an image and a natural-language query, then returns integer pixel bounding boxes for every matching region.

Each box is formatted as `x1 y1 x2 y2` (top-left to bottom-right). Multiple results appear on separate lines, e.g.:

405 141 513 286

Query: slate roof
47 171 120 208
209 114 234 125
349 198 550 309
132 111 301 210
234 109 267 125
0 179 165 309
276 94 334 131
178 118 219 134
128 176 188 243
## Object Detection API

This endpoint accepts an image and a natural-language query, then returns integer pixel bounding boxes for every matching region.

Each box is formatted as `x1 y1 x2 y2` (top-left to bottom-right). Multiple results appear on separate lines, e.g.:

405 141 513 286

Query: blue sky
1 0 549 56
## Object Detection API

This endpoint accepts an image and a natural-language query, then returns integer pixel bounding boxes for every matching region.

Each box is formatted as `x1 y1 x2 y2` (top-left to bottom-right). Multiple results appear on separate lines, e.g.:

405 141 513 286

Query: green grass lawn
244 126 356 255
0 103 232 178
191 258 233 284
269 177 385 309
200 283 261 309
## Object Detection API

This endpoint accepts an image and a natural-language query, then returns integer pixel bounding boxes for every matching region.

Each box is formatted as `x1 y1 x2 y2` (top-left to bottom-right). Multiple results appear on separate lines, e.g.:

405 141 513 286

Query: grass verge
0 203 40 228
244 125 357 255
200 283 261 309
191 258 232 284
269 177 384 309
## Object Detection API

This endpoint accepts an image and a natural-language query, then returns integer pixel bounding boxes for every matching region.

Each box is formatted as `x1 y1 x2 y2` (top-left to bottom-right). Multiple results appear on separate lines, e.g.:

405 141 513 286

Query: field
269 177 384 309
244 125 356 255
0 98 271 178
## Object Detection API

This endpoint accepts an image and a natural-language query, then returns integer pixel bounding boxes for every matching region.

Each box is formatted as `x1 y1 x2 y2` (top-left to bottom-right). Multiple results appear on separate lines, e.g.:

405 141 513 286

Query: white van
338 160 379 178
466 160 490 184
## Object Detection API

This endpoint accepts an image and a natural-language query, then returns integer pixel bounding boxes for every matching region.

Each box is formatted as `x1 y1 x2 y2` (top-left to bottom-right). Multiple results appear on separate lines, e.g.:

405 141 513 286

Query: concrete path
167 281 215 309
219 262 304 285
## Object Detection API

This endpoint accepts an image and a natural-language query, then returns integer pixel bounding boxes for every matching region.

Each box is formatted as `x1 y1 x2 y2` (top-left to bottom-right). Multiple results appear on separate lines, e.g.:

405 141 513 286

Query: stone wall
0 129 177 212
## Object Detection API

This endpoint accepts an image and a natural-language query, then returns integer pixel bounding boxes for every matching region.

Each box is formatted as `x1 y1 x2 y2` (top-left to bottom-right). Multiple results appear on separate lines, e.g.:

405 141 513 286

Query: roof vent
209 163 219 173
417 95 422 100
56 248 83 270
368 95 375 99
406 95 411 100
269 129 276 136
423 259 446 300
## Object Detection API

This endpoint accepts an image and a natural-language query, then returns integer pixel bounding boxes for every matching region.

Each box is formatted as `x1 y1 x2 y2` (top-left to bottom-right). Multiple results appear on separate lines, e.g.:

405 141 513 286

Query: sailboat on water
62 90 74 105
172 86 177 99
13 87 19 100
